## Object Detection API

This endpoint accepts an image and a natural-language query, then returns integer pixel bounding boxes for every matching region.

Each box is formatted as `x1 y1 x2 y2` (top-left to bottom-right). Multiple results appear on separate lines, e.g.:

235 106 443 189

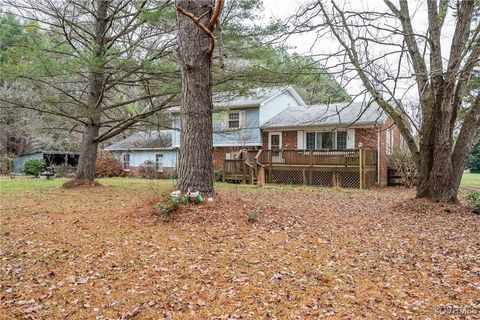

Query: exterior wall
355 127 385 185
126 166 175 178
355 128 378 149
13 152 43 173
354 118 402 186
259 91 302 125
380 117 403 186
172 90 303 148
111 150 177 177
213 147 240 171
261 131 298 149
172 107 262 148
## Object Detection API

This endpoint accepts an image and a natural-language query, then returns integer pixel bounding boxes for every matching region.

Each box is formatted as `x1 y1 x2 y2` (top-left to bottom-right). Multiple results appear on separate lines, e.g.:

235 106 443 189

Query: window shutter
239 111 246 128
297 130 304 149
347 129 355 149
222 112 228 130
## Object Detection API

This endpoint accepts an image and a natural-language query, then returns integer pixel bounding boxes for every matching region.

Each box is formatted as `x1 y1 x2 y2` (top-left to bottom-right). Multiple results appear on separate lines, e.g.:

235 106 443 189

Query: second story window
228 112 240 128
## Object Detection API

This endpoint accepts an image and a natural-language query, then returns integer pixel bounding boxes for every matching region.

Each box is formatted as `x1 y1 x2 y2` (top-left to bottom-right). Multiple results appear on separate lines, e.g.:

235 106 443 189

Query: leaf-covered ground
1 178 479 319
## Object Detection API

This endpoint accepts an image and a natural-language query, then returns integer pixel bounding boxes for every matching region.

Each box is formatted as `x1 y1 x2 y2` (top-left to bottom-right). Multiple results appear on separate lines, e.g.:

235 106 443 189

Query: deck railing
223 148 377 188
256 149 377 167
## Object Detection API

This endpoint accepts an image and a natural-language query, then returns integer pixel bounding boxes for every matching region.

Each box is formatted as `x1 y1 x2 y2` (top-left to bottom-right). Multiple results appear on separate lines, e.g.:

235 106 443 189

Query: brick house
260 102 404 185
106 86 402 186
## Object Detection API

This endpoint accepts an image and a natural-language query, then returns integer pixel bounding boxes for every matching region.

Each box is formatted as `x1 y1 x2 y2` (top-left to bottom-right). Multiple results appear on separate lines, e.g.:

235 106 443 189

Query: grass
0 176 175 193
2 171 478 194
0 176 342 194
461 171 480 186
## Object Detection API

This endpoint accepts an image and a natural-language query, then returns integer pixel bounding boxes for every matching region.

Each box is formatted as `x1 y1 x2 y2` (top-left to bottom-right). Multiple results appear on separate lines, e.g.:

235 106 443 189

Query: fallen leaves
0 183 479 319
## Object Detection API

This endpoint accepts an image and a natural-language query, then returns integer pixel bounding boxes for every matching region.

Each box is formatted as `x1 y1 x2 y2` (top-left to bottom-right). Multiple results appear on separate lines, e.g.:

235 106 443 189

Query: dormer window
228 112 240 129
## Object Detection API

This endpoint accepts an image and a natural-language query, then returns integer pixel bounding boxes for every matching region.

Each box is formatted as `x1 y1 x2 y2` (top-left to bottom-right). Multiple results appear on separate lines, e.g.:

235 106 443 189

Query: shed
13 151 80 173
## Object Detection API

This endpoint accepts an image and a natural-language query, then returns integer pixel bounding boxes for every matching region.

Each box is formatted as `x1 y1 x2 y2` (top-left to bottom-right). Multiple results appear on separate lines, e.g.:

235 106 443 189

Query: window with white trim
228 112 240 128
155 154 163 172
123 153 130 170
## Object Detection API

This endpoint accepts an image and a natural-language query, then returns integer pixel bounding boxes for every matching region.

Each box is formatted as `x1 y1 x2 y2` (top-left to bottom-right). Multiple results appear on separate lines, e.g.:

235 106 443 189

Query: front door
268 132 282 163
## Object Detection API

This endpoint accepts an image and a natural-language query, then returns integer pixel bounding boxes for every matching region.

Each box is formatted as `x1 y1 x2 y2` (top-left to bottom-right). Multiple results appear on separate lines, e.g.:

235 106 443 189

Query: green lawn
0 176 337 194
461 171 480 186
0 177 175 193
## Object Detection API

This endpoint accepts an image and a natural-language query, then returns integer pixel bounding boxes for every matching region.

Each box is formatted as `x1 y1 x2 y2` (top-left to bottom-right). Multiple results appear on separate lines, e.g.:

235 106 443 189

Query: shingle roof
169 86 295 113
261 101 387 128
104 130 173 150
213 86 291 109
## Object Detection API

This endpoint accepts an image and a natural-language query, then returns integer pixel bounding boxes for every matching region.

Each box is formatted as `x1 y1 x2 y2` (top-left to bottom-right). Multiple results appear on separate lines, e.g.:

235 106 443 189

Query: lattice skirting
268 169 377 188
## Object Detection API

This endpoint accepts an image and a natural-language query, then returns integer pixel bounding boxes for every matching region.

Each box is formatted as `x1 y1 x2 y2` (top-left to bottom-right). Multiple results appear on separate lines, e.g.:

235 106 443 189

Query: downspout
377 128 381 184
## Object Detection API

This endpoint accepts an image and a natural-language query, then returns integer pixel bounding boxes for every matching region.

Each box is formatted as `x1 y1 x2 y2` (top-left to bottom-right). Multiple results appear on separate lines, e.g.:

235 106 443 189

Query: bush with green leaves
214 170 224 182
248 210 260 223
467 144 480 173
465 192 480 214
24 158 45 177
154 198 179 222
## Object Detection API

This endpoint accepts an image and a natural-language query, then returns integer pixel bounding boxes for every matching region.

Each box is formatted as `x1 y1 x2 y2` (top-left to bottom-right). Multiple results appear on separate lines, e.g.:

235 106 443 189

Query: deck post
268 150 272 183
223 159 226 182
257 166 265 187
242 159 246 184
359 146 364 189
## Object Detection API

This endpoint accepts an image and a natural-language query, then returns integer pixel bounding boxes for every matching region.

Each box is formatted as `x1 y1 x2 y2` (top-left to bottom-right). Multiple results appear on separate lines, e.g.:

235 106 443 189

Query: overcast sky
259 0 458 103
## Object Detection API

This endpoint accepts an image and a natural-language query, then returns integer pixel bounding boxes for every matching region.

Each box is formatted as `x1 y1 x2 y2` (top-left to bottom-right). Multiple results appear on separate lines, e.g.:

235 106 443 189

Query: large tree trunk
175 0 215 195
74 123 100 181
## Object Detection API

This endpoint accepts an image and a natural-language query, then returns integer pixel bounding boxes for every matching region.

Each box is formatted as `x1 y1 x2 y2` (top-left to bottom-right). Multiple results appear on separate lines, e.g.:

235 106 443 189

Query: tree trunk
175 0 215 195
74 123 100 181
70 0 107 184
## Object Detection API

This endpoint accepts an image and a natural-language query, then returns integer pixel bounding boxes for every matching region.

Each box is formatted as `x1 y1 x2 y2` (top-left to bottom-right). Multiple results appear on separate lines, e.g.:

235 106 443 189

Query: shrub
95 152 123 177
168 169 178 179
24 158 45 177
154 198 179 222
247 210 259 223
465 192 480 214
388 146 417 188
467 143 480 173
214 170 224 182
139 160 157 179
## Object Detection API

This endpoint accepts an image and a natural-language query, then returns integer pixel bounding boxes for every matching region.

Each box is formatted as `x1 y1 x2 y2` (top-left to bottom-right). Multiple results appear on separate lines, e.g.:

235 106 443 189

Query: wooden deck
223 148 378 189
